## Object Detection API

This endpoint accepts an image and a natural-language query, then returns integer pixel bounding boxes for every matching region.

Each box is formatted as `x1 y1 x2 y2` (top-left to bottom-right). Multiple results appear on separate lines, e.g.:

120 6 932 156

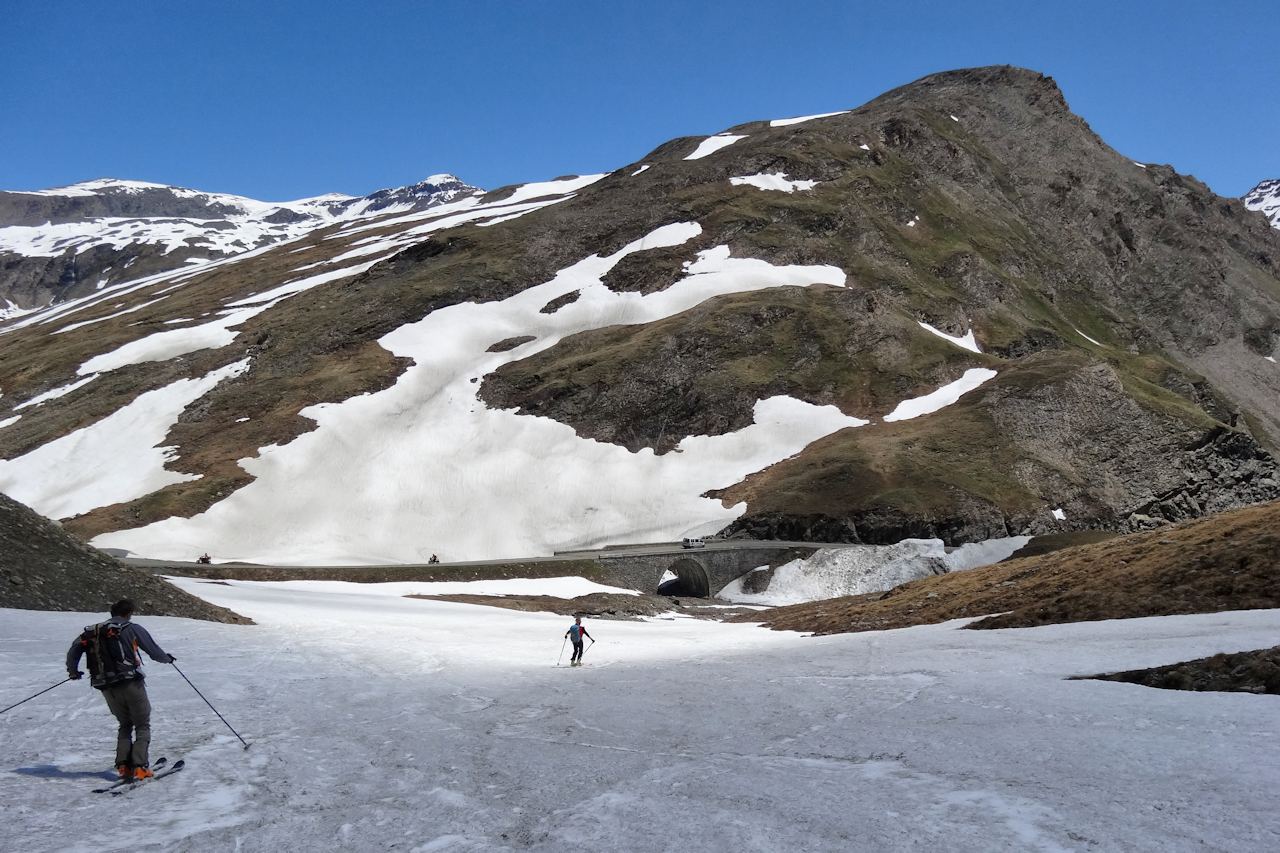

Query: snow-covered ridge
0 175 483 263
1244 178 1280 228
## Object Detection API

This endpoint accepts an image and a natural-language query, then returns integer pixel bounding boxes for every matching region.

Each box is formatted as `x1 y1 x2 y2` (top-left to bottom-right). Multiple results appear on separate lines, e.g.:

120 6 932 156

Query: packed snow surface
685 134 747 160
729 173 818 193
92 224 863 563
3 583 1278 852
883 368 997 422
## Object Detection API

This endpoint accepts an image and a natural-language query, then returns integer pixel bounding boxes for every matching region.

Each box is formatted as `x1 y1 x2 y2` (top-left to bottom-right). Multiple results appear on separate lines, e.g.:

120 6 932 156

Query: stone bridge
586 543 819 597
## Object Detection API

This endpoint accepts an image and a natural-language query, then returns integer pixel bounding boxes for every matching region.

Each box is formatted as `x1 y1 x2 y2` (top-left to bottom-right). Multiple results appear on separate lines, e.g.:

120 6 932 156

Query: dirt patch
1085 647 1280 695
743 500 1280 635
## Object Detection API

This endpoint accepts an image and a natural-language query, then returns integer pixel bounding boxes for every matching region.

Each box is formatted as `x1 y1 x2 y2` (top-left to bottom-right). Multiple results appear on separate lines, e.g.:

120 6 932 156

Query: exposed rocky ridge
0 491 250 622
1 66 1279 555
0 175 480 313
1087 646 1280 695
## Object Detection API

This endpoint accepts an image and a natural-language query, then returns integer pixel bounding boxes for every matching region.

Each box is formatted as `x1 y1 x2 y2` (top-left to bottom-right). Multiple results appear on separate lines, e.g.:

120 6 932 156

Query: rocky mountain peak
1245 179 1280 228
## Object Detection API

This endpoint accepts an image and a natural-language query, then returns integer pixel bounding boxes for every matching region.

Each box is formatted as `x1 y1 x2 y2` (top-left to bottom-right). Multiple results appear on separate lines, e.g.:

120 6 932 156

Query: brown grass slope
748 500 1280 635
0 492 251 623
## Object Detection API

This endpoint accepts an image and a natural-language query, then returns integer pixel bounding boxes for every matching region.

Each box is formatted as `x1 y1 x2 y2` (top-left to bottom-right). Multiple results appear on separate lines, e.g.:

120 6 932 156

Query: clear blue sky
2 1 1276 200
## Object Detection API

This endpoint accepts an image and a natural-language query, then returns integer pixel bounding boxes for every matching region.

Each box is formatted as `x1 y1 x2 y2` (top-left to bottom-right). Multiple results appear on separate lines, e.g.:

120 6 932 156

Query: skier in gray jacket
67 599 175 781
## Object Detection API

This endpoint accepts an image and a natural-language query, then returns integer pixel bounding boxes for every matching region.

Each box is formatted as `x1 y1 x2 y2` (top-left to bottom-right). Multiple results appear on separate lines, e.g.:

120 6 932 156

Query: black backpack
77 620 138 689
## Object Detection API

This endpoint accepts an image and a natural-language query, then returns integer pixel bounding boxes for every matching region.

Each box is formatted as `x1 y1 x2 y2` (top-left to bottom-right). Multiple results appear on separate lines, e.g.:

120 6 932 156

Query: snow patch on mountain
91 223 865 563
884 368 997 422
499 174 607 204
917 321 981 353
685 135 747 160
729 173 818 193
0 360 248 519
769 110 849 127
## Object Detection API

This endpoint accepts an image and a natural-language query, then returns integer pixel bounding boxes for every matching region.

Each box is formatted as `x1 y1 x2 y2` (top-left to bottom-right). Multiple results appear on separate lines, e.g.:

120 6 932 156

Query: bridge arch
656 557 711 597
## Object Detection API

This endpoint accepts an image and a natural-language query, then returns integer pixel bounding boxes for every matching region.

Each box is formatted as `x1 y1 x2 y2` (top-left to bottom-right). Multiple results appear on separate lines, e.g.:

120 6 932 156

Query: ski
91 756 168 793
108 759 184 795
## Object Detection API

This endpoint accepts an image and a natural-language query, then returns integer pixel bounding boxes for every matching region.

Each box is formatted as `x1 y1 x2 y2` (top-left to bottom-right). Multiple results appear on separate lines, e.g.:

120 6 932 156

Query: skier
66 599 176 782
564 616 593 666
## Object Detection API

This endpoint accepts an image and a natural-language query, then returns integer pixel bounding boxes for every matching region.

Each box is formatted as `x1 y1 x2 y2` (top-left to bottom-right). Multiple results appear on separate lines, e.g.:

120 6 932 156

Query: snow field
3 583 1278 852
92 224 868 564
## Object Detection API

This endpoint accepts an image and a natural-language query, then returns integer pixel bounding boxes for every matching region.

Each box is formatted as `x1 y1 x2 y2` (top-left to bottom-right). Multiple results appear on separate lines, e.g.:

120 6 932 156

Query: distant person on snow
565 616 593 666
197 553 211 565
66 598 176 782
428 554 439 565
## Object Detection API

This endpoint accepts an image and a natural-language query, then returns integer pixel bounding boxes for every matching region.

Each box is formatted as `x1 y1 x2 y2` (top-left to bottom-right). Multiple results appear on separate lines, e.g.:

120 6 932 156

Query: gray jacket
67 619 172 687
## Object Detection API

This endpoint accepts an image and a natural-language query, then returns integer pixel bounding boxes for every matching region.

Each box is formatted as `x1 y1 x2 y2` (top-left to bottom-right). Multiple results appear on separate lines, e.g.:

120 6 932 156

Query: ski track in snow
3 587 1278 852
91 224 864 564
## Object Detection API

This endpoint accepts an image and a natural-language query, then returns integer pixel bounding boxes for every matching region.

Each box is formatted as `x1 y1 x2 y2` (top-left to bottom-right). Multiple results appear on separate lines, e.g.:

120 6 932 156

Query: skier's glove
68 671 83 680
166 654 177 663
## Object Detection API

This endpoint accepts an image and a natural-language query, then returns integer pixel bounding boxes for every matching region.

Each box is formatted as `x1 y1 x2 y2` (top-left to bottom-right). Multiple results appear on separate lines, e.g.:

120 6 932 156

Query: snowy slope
2 585 1278 851
0 178 1001 564
1244 178 1280 228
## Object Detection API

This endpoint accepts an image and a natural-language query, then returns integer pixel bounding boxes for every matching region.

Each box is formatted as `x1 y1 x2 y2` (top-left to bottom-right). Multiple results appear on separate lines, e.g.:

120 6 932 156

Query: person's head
574 616 582 624
109 598 135 619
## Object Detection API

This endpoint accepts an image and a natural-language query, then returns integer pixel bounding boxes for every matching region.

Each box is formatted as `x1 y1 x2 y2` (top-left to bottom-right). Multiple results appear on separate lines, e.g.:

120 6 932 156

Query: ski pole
1 676 73 716
581 638 595 660
170 662 251 750
556 637 567 667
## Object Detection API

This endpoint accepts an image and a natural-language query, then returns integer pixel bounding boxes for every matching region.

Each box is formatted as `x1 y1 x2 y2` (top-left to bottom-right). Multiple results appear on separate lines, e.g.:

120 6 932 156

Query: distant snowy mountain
0 175 481 316
1245 178 1280 228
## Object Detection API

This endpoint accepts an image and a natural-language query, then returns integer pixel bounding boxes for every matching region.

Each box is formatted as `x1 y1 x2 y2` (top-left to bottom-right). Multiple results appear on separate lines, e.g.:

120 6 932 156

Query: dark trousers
101 679 151 768
570 639 584 662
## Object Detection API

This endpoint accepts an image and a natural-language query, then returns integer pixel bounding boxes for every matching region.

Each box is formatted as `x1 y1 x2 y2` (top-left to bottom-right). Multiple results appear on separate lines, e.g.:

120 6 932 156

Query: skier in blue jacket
565 616 593 666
